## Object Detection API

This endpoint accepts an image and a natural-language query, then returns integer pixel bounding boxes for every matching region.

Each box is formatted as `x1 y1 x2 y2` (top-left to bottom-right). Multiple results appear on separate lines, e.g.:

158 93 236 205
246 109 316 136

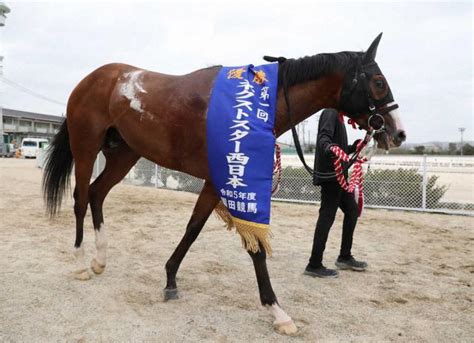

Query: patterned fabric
206 63 279 253
330 142 368 216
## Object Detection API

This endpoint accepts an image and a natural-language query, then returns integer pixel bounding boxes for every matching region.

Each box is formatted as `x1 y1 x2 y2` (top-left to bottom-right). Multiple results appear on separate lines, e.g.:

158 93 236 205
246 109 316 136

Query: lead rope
272 143 282 195
330 134 373 216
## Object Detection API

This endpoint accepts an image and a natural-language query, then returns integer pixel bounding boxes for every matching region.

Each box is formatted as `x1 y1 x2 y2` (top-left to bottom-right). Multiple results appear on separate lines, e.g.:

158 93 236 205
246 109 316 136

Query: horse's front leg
248 246 297 335
164 181 219 300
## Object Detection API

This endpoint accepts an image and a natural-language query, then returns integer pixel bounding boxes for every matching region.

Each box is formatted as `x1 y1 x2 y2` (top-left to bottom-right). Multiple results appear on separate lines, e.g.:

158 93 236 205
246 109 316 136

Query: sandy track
1 158 473 342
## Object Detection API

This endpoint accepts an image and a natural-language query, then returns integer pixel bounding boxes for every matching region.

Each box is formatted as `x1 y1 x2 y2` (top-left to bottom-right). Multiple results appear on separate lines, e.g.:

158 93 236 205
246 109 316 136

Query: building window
3 117 16 130
35 122 49 133
19 120 32 131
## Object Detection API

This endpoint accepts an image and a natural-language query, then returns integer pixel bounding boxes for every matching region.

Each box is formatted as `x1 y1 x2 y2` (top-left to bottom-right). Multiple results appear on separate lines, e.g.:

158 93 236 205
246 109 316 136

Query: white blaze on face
386 101 404 131
94 224 108 266
120 70 148 114
266 303 292 324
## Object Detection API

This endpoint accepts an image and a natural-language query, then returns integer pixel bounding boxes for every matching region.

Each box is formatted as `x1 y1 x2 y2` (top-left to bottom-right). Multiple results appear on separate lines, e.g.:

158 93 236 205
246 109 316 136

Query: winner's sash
206 63 278 254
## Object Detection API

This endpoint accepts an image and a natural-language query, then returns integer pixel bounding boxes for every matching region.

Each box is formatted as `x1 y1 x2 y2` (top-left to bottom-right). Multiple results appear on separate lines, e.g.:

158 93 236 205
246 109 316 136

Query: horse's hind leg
164 181 220 300
72 150 99 281
89 140 139 275
69 111 110 280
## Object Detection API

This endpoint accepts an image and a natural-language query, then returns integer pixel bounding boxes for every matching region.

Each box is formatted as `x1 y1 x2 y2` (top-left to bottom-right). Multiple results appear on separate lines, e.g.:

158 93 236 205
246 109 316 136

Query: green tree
448 142 458 155
364 168 448 208
414 145 425 154
271 167 448 209
462 143 474 155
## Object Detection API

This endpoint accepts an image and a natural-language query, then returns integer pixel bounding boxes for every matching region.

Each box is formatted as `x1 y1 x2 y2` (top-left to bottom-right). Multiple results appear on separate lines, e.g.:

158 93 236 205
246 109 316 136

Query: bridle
342 61 399 134
265 56 399 179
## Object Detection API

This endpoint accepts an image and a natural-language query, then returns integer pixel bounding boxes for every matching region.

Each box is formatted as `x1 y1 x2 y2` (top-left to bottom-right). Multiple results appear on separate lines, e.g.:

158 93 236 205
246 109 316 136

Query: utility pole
0 2 10 154
459 127 466 156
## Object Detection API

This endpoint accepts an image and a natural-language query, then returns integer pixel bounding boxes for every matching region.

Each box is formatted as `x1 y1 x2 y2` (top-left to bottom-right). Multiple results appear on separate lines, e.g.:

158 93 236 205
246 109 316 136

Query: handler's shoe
335 256 368 271
304 265 339 278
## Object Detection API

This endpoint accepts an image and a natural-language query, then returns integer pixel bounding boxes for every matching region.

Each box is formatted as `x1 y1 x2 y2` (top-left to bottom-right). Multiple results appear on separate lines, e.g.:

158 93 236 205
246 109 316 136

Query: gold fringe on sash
214 201 272 255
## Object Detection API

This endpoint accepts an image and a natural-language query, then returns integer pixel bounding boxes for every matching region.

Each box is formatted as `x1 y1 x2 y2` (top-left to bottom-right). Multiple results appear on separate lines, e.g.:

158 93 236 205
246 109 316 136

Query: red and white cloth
330 141 368 216
272 143 282 195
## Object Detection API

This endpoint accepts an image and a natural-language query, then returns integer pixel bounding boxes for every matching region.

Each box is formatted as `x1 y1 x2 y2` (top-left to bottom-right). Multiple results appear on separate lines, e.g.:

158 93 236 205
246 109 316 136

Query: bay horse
42 33 405 335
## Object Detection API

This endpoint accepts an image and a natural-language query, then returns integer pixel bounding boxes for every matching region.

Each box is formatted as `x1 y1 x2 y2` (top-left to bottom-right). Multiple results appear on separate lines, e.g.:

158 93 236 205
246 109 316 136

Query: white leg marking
73 244 90 280
267 303 292 324
267 303 297 335
94 224 108 266
73 244 87 272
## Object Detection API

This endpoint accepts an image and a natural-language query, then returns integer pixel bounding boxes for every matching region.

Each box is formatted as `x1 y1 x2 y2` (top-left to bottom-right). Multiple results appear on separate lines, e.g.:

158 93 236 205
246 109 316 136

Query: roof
2 108 65 123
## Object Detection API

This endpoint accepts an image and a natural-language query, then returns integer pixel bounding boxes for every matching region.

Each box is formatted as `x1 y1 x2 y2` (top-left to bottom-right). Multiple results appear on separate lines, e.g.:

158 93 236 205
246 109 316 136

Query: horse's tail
42 119 74 217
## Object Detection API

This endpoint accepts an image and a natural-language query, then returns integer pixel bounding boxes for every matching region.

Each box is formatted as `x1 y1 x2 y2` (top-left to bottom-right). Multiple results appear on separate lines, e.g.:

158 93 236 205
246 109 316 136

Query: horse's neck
274 73 344 137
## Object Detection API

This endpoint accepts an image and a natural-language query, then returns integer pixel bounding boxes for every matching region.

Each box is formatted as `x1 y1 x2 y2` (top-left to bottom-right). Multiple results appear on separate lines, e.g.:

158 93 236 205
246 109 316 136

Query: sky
0 0 472 145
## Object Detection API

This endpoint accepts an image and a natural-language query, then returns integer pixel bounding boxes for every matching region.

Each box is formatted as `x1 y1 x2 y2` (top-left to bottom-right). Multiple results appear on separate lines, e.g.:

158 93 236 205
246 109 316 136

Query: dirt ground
1 158 473 342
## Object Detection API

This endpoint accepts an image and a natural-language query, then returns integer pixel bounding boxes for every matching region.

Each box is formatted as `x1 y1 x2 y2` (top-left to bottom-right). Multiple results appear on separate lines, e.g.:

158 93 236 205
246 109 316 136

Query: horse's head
340 33 406 149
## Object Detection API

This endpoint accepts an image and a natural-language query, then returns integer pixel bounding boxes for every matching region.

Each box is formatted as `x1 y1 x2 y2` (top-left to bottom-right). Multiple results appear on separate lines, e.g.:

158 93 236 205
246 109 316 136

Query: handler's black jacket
313 109 358 186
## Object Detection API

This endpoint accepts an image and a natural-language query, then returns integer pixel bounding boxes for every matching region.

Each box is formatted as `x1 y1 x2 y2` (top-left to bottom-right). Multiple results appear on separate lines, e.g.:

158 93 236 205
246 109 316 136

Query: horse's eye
375 80 385 89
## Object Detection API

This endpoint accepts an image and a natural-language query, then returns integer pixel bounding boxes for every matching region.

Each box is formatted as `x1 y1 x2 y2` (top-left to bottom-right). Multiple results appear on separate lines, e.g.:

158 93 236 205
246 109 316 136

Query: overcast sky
1 0 472 144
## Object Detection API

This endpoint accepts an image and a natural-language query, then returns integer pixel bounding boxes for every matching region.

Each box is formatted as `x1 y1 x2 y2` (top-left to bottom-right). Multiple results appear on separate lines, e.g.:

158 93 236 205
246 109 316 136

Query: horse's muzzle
393 129 406 147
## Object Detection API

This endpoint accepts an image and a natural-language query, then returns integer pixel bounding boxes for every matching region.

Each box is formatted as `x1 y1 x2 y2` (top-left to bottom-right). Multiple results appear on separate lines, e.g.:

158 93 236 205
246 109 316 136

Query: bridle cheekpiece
342 61 399 134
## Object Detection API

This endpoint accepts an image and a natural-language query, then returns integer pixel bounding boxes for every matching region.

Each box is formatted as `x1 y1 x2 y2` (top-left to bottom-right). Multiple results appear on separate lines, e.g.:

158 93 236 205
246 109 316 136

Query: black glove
325 143 338 157
349 139 362 153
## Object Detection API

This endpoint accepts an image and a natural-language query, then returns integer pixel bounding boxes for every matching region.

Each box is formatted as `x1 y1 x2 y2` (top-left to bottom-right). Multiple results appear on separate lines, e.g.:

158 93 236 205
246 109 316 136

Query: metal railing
91 153 474 216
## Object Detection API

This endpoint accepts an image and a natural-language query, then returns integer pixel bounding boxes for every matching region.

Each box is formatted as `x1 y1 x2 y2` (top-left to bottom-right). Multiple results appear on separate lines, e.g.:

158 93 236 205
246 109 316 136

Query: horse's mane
205 51 362 87
276 51 363 88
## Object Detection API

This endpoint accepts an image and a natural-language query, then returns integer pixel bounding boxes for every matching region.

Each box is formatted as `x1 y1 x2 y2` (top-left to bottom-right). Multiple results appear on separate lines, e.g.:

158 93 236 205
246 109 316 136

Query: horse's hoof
163 288 179 301
73 269 91 281
91 258 106 275
274 320 298 336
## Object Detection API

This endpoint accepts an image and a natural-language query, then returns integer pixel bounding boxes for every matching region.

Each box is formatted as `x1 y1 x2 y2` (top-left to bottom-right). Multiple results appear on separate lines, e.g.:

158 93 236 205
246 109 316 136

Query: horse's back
67 62 220 178
107 65 219 177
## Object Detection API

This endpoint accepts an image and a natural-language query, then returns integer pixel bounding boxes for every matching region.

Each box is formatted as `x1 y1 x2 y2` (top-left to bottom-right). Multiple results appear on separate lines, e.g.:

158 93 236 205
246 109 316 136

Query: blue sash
206 63 278 252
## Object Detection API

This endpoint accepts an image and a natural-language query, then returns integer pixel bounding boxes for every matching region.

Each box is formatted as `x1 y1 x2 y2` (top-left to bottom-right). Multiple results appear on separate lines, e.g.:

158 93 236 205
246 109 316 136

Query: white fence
91 153 474 216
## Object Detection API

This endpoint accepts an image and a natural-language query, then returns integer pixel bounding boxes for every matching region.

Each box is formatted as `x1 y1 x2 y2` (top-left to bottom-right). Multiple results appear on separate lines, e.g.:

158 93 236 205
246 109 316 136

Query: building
1 108 64 146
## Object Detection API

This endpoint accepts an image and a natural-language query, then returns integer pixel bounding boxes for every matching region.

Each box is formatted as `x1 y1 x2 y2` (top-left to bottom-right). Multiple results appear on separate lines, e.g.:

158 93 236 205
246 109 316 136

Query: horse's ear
363 32 383 64
263 55 287 63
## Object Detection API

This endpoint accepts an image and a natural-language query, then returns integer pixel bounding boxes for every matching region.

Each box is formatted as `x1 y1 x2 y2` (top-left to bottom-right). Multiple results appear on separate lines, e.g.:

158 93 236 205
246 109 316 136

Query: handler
304 108 368 278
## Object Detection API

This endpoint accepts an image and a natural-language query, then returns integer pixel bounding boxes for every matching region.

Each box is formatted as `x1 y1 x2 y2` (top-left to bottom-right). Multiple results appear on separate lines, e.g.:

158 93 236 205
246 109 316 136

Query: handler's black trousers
309 182 359 268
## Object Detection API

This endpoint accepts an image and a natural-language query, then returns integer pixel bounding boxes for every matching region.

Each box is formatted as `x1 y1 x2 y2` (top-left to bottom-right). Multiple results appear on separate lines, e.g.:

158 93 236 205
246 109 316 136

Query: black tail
42 119 74 216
